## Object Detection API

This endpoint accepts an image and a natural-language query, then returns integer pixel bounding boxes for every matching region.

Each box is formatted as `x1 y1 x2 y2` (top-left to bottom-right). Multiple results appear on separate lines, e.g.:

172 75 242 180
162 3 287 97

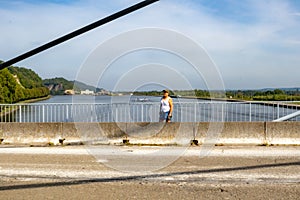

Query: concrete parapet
0 122 299 145
124 122 192 145
266 122 300 145
213 122 266 145
72 122 126 145
0 123 62 145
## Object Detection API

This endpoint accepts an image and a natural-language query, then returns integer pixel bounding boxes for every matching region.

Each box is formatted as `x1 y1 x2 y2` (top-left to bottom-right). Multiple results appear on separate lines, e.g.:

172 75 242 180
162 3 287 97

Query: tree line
226 89 300 101
133 88 300 101
0 62 49 104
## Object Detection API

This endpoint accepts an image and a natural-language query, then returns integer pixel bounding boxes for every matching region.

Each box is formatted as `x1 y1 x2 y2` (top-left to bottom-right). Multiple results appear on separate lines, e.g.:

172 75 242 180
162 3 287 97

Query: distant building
64 90 75 95
81 89 94 95
96 89 111 96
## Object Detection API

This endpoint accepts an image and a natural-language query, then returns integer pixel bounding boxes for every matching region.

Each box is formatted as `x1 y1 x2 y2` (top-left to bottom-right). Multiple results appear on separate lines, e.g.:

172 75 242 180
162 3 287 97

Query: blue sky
0 0 300 90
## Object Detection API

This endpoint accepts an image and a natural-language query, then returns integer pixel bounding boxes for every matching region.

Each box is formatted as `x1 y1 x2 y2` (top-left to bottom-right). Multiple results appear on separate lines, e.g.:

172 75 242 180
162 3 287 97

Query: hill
0 61 49 103
43 77 104 95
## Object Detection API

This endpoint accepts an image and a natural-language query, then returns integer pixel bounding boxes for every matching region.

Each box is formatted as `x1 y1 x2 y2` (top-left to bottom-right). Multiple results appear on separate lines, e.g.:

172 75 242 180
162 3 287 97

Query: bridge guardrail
0 101 299 123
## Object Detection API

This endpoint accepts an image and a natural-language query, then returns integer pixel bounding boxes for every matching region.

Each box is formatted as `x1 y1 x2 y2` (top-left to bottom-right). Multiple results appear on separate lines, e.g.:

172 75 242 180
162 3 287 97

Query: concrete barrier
266 122 300 145
0 122 299 145
0 123 62 145
199 122 266 145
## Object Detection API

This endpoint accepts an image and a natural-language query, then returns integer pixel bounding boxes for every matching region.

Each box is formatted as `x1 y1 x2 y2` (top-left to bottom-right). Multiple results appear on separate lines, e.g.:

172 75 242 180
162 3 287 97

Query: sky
0 0 300 90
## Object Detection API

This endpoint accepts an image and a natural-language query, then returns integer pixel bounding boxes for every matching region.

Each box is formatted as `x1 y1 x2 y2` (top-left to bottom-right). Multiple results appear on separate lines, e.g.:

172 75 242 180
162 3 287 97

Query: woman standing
159 90 173 122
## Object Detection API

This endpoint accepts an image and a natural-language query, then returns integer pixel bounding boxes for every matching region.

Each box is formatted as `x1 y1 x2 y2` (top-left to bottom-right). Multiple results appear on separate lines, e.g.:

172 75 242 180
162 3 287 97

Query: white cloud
0 0 300 89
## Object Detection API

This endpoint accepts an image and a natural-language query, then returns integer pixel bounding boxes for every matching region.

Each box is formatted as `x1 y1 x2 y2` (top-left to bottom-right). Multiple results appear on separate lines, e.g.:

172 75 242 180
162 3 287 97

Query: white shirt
160 97 171 112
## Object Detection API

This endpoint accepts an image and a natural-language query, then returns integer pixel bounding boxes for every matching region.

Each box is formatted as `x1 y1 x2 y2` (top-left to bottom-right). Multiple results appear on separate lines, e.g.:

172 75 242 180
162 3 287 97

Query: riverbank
17 95 52 104
179 96 300 109
179 96 244 102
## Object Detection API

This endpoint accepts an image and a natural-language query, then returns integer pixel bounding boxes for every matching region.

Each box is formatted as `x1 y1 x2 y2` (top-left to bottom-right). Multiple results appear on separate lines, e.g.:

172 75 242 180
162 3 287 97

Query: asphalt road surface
0 145 299 199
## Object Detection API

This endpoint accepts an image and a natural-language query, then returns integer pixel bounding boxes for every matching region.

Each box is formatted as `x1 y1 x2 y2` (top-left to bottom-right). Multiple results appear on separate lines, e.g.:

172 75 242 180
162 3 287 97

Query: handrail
0 101 299 123
273 110 300 122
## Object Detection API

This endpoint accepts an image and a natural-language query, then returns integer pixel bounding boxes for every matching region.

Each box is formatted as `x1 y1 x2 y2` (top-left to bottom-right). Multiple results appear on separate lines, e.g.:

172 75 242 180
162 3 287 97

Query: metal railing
0 101 299 123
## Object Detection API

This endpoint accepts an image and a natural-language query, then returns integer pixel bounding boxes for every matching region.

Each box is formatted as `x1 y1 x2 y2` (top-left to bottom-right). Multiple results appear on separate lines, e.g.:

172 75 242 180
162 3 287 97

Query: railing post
277 103 280 119
66 105 69 122
194 103 197 122
42 104 45 122
90 104 93 122
115 105 118 122
141 104 144 122
249 102 252 122
19 105 22 122
222 103 224 122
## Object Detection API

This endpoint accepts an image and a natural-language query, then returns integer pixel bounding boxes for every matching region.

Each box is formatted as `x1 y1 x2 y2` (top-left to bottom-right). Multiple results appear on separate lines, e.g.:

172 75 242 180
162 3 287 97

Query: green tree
0 65 49 103
274 89 285 95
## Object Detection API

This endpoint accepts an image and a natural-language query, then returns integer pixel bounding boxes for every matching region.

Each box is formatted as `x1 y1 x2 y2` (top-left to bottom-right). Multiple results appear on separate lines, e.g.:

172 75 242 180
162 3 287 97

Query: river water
35 95 209 122
2 95 299 122
39 95 162 104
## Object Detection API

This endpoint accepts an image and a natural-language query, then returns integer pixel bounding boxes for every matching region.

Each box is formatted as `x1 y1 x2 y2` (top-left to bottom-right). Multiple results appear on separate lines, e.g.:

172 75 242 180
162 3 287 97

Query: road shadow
1 161 299 191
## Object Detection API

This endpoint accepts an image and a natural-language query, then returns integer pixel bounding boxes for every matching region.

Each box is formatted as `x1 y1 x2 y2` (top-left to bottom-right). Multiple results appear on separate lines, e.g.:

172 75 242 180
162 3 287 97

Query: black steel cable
0 0 159 70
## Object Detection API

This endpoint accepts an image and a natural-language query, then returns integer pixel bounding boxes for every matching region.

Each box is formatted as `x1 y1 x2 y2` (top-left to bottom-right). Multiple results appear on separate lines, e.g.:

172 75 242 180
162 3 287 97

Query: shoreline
0 95 51 119
176 96 300 107
17 95 52 104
